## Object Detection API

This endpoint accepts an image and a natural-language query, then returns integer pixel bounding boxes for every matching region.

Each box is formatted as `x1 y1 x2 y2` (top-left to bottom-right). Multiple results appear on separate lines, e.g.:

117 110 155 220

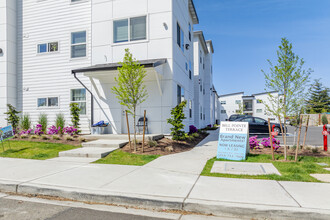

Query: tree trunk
133 107 137 153
278 115 287 160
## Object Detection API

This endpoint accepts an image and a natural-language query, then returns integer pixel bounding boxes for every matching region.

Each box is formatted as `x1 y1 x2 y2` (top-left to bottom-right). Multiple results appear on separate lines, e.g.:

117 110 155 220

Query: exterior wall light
0 48 3 54
185 44 190 50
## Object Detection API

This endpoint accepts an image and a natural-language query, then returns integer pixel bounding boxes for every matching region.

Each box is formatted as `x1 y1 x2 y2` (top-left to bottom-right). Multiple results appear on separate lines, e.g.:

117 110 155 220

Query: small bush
38 113 48 133
30 135 39 140
189 125 198 134
20 134 28 139
20 114 32 130
78 137 86 142
167 101 187 140
186 135 195 142
55 113 65 134
40 135 49 140
312 148 319 154
64 135 74 141
198 129 207 135
34 124 44 136
4 104 21 134
192 133 200 138
148 140 157 147
52 135 61 140
249 136 260 150
321 114 328 125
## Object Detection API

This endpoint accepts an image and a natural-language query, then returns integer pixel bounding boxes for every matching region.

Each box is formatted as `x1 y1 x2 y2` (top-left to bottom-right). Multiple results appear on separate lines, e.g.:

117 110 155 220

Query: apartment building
219 91 280 122
0 0 217 134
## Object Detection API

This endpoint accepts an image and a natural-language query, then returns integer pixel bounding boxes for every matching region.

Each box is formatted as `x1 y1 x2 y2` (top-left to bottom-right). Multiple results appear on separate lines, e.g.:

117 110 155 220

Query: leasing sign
217 122 249 161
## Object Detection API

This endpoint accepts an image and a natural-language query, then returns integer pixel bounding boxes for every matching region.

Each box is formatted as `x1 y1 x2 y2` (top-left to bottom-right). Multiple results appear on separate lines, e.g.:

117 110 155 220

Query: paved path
1 130 330 219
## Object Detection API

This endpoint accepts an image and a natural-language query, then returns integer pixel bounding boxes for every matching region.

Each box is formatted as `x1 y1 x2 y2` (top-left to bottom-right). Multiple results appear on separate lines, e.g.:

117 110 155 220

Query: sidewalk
1 130 330 219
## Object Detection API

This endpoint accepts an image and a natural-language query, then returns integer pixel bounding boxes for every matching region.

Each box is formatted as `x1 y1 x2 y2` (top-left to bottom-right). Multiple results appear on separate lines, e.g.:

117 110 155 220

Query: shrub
312 148 319 154
20 129 33 136
20 134 28 139
34 124 44 135
4 104 21 134
70 103 81 133
186 135 195 142
148 140 157 147
55 113 65 134
40 135 49 140
192 133 200 138
78 137 86 142
198 129 207 135
30 135 39 140
249 136 260 150
64 135 74 141
321 114 328 125
20 114 32 130
189 125 198 134
38 113 48 133
261 137 281 151
167 101 187 140
52 135 61 140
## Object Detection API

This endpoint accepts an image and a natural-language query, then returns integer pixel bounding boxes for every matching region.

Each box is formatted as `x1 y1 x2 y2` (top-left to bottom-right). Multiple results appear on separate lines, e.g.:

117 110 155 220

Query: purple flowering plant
249 136 261 150
34 124 44 135
47 125 61 135
261 137 281 151
20 129 34 135
189 125 198 134
63 126 78 136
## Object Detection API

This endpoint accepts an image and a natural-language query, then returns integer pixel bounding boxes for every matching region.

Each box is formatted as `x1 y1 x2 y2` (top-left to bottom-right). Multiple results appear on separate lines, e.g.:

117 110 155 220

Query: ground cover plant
202 154 330 182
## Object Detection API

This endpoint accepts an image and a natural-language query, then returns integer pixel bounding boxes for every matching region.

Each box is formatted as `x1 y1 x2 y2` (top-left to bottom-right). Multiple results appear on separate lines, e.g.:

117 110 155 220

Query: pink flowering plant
261 137 281 151
34 124 44 135
19 129 33 135
249 136 261 150
47 125 61 135
63 126 78 136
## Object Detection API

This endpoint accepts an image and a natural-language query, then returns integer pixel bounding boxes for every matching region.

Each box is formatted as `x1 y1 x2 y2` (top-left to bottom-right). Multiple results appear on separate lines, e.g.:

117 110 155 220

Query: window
114 16 147 43
189 61 192 79
220 101 226 105
37 97 59 108
256 109 263 113
71 89 86 115
255 118 266 123
242 118 254 123
221 110 226 114
189 100 192 118
200 106 203 119
235 100 241 104
71 31 86 58
177 85 184 105
203 89 205 95
37 42 58 54
177 23 184 52
185 62 188 71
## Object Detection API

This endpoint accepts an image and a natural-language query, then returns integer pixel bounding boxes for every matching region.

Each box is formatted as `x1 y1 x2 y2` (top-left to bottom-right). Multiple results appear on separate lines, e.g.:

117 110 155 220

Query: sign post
217 122 249 161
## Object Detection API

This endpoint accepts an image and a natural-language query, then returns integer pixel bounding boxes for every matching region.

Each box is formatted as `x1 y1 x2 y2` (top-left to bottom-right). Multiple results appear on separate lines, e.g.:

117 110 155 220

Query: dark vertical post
126 111 132 150
268 118 275 161
142 110 146 153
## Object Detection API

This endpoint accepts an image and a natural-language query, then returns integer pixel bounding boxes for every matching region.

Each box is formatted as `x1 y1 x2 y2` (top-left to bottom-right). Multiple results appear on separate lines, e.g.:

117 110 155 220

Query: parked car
235 117 286 134
227 114 252 121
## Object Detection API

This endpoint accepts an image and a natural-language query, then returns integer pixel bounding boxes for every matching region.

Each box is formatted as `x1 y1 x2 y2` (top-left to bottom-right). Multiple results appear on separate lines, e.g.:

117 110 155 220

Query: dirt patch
251 146 330 157
121 133 209 155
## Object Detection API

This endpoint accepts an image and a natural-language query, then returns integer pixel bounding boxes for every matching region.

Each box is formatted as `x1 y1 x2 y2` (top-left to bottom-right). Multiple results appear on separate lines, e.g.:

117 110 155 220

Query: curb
1 180 330 220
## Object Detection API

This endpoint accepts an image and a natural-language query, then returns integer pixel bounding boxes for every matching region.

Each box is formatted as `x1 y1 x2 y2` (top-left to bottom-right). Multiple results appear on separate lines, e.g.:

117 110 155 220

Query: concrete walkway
1 130 330 219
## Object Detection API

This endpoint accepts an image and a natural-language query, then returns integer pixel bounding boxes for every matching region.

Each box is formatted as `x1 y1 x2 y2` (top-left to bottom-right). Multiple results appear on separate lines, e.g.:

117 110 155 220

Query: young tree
70 103 81 134
4 104 21 134
112 49 148 152
306 79 330 113
167 101 187 140
262 38 312 160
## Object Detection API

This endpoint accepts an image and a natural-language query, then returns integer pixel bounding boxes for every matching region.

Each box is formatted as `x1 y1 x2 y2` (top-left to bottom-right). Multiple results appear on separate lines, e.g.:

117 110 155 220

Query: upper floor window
71 31 86 58
177 23 184 52
177 85 185 105
189 61 192 79
220 101 226 105
235 100 242 104
37 42 58 54
188 23 192 41
114 16 147 43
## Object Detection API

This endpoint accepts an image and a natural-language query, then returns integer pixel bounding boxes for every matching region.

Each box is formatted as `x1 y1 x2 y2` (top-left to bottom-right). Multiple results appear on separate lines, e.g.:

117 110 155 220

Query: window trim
37 97 60 109
113 15 148 45
70 30 87 59
177 22 184 52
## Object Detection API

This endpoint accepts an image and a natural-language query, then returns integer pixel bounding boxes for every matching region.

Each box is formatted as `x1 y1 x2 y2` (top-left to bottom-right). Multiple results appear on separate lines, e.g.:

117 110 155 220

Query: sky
194 0 330 96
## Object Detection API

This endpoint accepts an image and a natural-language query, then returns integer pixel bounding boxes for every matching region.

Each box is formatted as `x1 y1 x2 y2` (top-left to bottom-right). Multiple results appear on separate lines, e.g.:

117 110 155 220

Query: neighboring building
0 0 218 134
219 91 280 122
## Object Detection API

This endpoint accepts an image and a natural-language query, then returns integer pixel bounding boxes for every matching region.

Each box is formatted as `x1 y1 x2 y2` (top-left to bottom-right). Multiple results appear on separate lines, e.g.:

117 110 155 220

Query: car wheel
274 127 281 134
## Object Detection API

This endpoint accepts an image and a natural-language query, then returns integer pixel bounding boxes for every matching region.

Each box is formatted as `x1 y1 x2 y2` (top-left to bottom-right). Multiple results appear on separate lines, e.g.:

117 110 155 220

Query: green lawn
94 150 160 166
0 140 79 160
201 154 330 182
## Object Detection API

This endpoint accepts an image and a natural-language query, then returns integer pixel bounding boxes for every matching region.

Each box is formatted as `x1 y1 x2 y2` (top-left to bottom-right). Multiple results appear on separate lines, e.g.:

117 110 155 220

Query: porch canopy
72 58 167 96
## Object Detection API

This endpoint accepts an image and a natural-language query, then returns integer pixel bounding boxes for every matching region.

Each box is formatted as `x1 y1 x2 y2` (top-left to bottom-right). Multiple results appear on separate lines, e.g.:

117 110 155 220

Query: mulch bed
121 133 209 155
10 136 84 146
251 146 330 157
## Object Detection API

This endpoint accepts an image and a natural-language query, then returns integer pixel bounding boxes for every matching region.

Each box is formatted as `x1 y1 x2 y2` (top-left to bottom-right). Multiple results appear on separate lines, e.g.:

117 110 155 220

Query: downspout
72 71 94 126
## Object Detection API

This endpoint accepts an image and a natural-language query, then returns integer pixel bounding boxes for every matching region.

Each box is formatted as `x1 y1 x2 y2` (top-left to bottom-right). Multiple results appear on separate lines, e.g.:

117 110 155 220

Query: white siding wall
17 0 92 132
219 93 244 121
0 0 17 126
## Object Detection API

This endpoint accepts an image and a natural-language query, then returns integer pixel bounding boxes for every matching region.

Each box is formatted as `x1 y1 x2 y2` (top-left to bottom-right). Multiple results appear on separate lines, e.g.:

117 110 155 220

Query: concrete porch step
59 147 118 159
82 139 128 148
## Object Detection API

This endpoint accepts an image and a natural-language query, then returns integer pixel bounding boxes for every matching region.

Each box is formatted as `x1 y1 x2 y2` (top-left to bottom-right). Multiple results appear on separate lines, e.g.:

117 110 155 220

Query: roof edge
194 31 208 54
219 92 244 98
189 0 199 24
